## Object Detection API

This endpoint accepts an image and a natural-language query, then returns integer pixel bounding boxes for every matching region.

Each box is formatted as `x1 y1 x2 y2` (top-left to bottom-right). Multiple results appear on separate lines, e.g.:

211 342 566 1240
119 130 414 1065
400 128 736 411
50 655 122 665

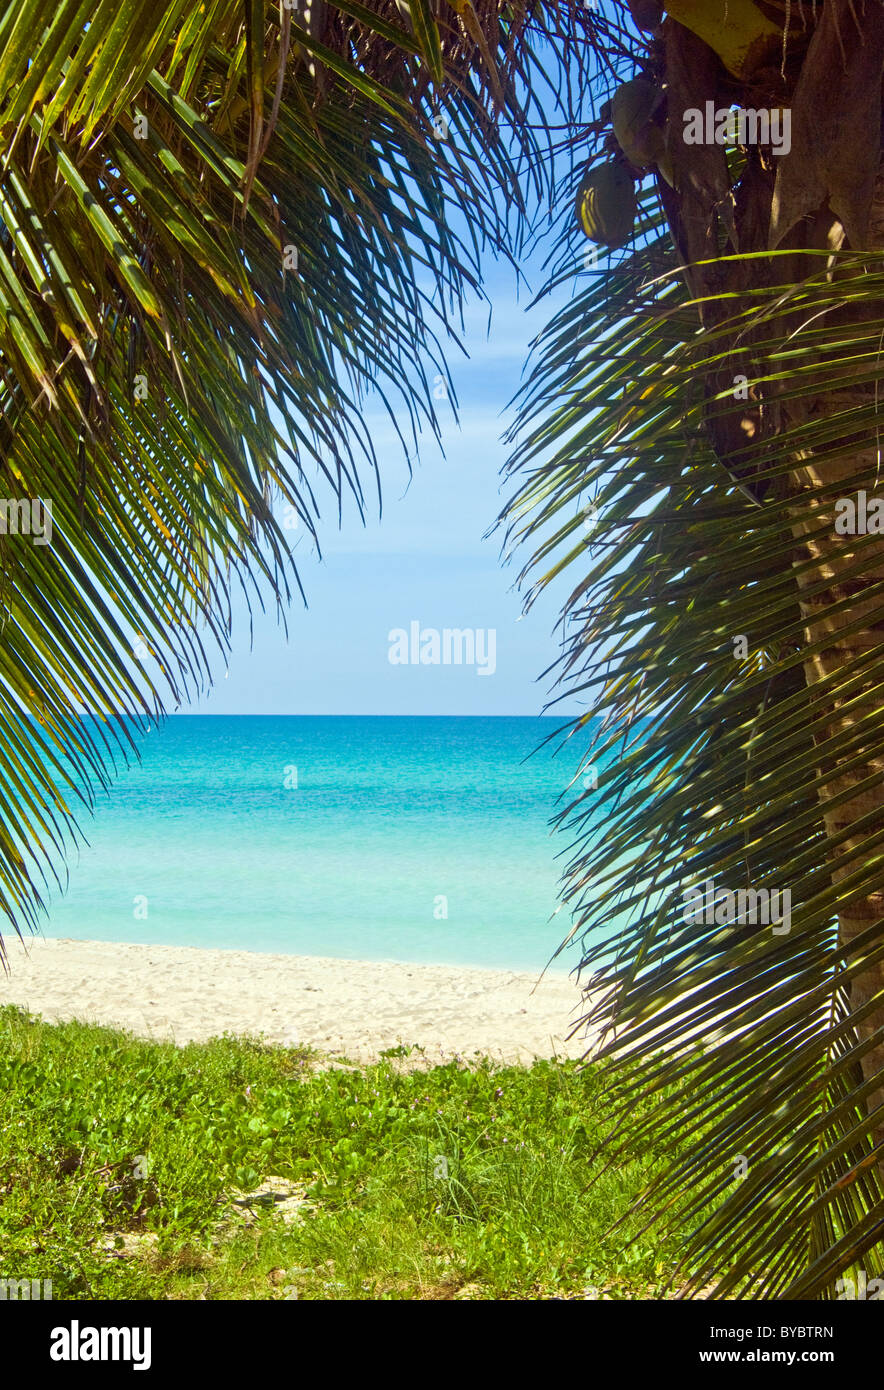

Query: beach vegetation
0 1006 682 1300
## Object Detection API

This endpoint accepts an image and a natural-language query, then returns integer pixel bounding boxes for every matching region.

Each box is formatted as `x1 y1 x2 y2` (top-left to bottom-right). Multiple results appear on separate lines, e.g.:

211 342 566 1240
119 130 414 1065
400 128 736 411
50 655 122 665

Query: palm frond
504 0 884 1296
0 0 596 943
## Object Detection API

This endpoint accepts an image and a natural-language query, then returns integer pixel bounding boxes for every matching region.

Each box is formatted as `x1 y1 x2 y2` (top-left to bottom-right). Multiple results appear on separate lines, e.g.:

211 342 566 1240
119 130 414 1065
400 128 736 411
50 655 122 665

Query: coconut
611 78 664 168
575 162 637 248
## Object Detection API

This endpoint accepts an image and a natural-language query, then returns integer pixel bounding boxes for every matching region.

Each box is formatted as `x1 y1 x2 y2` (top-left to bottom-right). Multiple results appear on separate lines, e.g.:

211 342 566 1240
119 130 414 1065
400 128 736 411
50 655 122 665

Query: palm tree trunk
786 325 884 1152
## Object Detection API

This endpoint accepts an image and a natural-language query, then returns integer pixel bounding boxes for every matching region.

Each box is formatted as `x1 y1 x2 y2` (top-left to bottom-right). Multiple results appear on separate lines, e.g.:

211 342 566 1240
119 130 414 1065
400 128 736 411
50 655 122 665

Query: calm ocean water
39 715 600 972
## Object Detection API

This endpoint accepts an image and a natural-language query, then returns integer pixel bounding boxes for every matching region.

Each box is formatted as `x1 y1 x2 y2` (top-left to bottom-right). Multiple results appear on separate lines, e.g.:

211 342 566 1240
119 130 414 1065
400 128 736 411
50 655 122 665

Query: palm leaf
504 1 884 1297
0 0 595 943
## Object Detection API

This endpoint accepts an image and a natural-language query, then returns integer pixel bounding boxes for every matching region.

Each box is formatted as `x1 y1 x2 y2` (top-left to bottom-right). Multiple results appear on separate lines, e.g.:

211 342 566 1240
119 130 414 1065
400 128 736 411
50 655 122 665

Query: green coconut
611 77 676 187
611 79 663 166
575 162 637 248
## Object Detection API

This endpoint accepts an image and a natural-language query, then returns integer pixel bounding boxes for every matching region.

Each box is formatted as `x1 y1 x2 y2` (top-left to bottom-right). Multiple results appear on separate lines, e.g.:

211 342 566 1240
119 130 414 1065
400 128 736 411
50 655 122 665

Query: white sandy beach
0 937 592 1066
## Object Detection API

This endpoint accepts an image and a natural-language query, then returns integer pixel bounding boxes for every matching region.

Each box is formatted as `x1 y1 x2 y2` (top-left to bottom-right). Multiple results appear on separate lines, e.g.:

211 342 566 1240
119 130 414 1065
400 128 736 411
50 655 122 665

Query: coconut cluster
576 74 672 248
576 1 670 249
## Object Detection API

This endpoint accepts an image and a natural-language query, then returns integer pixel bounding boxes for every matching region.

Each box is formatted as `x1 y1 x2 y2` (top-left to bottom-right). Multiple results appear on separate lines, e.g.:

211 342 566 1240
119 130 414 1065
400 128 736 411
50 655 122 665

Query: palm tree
504 0 884 1296
0 1 586 943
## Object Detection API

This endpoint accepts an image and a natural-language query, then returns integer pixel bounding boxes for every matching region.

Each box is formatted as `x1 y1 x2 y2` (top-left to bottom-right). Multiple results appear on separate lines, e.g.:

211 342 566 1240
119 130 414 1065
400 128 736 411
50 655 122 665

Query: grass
0 1005 683 1300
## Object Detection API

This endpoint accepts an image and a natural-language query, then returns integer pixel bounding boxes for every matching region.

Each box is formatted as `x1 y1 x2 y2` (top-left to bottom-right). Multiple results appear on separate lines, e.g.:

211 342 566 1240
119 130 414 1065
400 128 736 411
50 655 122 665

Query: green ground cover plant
0 1005 681 1301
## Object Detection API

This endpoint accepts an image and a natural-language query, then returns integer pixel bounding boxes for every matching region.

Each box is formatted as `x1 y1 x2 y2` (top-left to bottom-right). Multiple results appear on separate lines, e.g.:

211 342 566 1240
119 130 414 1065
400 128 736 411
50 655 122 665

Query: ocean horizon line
72 711 577 720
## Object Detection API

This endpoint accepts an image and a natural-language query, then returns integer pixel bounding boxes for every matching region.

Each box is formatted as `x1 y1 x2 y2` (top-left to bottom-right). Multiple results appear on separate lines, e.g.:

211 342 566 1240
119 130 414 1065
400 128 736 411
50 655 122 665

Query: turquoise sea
40 715 599 973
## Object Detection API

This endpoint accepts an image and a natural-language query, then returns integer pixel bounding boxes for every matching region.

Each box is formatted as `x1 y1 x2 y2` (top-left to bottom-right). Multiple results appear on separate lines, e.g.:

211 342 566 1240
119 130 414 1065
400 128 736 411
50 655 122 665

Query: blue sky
186 250 585 717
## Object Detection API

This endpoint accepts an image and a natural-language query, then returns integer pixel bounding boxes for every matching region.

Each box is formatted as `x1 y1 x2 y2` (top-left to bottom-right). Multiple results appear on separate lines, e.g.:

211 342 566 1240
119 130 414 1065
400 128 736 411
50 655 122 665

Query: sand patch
0 936 592 1066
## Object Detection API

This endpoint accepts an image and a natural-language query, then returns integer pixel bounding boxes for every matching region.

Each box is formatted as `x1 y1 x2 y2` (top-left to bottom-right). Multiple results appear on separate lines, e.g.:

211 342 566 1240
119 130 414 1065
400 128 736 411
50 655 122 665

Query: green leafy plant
0 1007 681 1299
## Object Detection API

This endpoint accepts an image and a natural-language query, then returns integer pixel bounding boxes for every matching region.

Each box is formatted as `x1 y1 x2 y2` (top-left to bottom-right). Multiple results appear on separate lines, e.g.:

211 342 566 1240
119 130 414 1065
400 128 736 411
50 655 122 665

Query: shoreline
0 936 592 1066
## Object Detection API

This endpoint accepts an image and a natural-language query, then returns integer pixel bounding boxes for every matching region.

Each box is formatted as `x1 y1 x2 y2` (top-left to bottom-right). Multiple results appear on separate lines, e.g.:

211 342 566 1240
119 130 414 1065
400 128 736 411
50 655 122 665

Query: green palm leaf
505 1 884 1297
0 0 593 943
